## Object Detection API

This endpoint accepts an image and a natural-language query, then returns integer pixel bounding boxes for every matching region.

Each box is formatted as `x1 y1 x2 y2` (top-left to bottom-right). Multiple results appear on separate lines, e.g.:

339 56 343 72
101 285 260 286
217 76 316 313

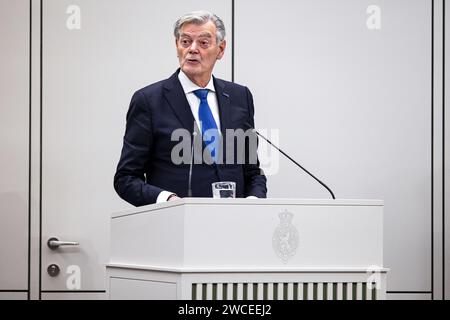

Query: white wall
235 0 432 296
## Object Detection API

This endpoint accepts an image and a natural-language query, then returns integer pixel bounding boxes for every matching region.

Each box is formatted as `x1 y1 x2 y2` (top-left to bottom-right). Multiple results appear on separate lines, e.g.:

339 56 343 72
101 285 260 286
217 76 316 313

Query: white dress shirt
177 70 221 131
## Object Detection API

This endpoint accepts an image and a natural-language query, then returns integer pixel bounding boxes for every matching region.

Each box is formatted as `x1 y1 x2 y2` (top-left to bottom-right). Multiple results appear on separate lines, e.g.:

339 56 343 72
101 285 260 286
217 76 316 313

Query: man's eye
181 39 191 46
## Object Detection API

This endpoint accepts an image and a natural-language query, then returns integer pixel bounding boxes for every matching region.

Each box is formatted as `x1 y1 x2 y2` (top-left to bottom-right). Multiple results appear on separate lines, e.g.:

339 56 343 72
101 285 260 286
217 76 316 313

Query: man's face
176 21 226 84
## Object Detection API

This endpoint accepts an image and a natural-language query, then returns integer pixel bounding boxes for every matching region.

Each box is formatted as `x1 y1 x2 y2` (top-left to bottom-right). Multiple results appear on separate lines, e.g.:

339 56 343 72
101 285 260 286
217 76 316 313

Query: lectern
106 198 387 300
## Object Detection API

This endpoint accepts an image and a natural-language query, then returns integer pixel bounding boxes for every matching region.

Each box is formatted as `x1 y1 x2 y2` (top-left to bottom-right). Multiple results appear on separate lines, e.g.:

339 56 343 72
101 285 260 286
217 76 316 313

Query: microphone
247 124 336 200
187 124 198 198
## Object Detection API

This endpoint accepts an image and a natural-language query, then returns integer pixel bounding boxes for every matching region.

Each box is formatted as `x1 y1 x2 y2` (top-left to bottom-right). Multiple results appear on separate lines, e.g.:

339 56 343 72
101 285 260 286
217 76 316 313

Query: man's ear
216 40 226 60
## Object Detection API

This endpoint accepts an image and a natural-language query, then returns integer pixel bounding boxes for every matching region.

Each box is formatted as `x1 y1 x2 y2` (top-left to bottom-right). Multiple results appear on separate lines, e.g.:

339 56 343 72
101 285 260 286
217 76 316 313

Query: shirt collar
178 69 216 94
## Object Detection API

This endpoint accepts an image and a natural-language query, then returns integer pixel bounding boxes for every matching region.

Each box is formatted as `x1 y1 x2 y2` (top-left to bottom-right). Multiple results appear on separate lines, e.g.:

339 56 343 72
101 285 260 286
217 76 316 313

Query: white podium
106 198 388 300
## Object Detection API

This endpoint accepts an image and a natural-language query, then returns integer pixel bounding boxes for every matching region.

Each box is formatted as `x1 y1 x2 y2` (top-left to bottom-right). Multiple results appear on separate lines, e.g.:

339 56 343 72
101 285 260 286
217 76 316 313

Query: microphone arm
251 128 336 200
187 127 198 198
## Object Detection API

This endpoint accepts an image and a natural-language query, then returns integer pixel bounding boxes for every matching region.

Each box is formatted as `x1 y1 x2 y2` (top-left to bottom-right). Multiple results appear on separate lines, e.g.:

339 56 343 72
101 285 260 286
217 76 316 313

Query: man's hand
168 194 181 201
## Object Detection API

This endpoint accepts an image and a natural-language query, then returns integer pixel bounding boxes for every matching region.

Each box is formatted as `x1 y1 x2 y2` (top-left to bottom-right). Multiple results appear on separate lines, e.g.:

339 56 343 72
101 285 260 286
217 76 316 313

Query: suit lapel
163 70 196 132
214 77 231 164
213 77 231 137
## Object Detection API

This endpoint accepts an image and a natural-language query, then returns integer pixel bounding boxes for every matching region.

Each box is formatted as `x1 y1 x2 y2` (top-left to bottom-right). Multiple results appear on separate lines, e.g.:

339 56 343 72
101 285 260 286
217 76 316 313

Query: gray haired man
114 11 267 206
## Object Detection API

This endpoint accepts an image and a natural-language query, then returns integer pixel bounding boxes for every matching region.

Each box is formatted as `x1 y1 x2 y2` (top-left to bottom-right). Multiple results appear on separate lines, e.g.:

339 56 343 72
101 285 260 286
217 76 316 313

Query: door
40 0 231 298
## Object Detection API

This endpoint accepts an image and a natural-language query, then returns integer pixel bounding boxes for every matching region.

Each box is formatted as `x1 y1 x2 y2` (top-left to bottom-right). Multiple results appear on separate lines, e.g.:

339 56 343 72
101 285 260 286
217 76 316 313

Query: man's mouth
186 58 200 64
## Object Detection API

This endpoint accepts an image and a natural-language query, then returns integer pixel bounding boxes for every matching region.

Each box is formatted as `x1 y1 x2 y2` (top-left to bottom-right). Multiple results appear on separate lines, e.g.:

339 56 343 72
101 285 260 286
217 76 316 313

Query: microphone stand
187 129 198 198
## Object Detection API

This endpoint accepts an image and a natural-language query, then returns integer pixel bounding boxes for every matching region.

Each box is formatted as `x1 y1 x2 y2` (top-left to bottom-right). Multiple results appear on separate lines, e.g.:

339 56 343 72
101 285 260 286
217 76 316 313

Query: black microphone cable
250 127 336 200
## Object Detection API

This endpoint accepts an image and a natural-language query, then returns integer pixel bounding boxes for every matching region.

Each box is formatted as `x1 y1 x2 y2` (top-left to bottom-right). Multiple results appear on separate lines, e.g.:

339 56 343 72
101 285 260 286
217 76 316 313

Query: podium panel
107 198 387 300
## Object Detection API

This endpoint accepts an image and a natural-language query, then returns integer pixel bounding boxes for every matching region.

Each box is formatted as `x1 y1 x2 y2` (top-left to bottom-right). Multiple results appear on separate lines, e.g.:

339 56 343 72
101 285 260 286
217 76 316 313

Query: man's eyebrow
180 32 212 38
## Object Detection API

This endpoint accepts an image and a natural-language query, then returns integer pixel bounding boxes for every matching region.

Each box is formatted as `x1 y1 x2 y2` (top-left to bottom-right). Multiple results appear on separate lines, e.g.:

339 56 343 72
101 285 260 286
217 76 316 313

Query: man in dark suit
114 10 267 206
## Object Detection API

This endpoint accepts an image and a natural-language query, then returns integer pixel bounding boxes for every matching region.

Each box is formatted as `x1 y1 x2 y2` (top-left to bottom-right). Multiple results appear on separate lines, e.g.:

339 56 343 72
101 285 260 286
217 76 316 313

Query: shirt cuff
246 196 258 199
156 190 176 203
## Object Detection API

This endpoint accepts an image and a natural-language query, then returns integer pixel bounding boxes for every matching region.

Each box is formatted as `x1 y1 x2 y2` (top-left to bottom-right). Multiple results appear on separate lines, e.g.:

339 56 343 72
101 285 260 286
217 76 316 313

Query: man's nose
189 41 199 53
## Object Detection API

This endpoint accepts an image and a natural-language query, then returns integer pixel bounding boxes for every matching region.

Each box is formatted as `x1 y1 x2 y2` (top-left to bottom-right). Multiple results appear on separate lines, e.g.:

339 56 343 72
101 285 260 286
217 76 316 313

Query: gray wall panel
444 0 450 300
41 292 106 300
0 0 29 291
0 292 28 300
387 293 431 300
235 0 431 291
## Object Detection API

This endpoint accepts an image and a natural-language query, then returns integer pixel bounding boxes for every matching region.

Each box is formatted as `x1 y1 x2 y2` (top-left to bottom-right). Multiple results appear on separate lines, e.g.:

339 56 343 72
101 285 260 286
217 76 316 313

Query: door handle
47 237 79 250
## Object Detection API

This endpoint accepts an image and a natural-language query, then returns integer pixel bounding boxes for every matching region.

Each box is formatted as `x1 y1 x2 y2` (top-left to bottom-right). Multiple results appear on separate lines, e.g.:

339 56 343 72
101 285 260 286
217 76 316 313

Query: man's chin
181 66 202 77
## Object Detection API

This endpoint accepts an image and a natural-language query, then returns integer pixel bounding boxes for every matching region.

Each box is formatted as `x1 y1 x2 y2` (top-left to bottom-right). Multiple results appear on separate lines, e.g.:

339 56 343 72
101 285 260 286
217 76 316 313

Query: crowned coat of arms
272 210 299 264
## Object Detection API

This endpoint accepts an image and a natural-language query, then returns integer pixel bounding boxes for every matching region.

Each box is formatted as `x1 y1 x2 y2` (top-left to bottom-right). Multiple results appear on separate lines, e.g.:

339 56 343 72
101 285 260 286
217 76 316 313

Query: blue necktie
193 89 219 161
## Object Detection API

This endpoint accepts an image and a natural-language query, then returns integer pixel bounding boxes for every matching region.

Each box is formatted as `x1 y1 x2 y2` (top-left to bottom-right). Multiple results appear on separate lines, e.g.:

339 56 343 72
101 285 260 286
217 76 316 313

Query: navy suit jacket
114 69 267 206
